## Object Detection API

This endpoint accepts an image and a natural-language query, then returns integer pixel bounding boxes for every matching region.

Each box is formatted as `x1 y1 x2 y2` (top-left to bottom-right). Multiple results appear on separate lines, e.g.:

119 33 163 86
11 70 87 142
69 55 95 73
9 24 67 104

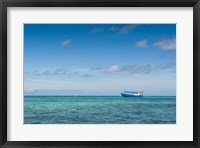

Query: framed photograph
0 0 199 147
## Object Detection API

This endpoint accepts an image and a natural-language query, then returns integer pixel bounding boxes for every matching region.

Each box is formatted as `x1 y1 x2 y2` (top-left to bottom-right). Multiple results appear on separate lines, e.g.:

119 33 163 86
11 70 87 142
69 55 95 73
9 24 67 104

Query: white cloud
31 69 38 73
42 70 51 75
119 25 138 34
54 68 67 75
82 74 92 78
90 25 139 35
61 39 72 47
106 65 119 73
103 62 176 75
153 38 176 50
120 62 176 74
136 39 148 48
36 68 67 76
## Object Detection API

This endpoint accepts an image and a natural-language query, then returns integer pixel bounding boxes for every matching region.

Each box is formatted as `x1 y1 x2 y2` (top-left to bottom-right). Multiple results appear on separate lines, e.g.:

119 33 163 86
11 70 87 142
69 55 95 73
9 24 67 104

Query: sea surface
24 96 176 124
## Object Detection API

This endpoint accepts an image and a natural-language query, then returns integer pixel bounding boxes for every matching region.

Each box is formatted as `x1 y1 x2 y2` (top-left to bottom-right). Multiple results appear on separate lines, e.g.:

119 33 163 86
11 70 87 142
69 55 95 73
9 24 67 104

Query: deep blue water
24 96 176 124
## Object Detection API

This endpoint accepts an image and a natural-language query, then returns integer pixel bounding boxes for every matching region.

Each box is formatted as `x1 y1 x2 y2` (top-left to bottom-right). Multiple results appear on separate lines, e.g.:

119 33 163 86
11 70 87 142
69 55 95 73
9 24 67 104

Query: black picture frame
0 0 200 147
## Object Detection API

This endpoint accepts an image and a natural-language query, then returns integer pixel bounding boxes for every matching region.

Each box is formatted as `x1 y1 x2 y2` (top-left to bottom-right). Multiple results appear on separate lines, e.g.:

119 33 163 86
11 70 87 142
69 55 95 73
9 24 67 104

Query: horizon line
24 95 176 97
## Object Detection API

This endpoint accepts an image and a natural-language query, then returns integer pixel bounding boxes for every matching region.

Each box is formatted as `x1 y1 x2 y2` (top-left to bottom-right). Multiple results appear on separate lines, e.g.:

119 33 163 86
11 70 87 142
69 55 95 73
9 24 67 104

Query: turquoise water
24 96 176 124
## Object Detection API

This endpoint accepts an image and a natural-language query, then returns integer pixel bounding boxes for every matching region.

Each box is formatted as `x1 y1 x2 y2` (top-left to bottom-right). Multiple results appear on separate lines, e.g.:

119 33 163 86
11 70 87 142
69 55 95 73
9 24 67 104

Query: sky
24 24 176 96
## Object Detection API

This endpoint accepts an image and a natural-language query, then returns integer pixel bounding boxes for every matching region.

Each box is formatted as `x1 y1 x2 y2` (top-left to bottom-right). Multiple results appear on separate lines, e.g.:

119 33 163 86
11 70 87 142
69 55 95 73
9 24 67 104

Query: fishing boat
121 91 143 97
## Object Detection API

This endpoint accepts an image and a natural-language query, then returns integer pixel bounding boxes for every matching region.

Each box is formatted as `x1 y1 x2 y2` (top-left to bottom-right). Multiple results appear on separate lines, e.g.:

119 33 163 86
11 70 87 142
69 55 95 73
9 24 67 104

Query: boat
121 91 143 97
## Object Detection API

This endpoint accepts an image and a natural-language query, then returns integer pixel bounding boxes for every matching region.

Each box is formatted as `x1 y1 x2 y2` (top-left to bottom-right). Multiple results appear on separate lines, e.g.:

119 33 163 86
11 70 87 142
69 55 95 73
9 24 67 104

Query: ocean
24 96 176 124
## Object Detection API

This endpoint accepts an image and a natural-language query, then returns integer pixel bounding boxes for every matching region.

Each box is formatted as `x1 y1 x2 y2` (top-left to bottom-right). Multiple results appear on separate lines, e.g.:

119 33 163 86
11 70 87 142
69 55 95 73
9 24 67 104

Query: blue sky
24 24 176 96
